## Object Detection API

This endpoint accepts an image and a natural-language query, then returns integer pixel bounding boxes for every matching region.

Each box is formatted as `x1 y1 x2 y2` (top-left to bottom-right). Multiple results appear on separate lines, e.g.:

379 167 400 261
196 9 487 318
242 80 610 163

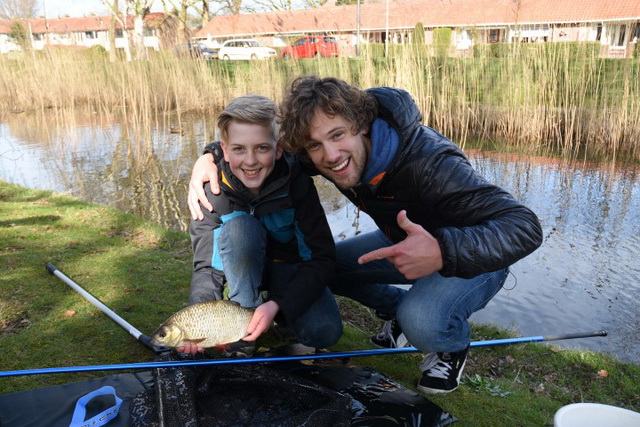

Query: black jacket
190 153 336 323
327 87 543 278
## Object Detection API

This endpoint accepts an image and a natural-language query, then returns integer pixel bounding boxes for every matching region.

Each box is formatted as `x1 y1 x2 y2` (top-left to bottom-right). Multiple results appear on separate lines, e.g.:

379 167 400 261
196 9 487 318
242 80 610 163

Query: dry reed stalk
0 42 638 161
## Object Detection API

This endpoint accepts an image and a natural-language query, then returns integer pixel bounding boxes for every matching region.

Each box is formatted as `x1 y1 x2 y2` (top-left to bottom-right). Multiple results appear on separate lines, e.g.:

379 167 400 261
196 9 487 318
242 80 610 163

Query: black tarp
0 360 457 427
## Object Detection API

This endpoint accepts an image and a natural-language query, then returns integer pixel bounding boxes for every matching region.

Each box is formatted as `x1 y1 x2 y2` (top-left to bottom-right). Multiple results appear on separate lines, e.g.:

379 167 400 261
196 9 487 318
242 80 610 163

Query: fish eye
159 331 166 338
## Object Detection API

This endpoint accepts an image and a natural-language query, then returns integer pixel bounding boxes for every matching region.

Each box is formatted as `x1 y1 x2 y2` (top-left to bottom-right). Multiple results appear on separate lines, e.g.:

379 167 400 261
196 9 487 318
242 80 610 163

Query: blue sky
42 0 162 18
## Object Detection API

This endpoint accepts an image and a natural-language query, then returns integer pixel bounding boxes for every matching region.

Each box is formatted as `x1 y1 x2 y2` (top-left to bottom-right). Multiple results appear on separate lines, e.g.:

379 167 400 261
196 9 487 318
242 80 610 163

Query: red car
281 36 339 59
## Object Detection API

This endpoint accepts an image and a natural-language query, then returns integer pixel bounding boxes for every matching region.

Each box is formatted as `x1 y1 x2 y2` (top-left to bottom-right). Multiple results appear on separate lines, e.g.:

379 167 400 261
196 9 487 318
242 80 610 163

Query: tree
128 0 153 60
9 20 31 51
0 0 38 19
251 0 293 12
102 0 132 61
107 0 120 62
161 0 191 46
200 0 210 28
209 0 243 16
303 0 328 7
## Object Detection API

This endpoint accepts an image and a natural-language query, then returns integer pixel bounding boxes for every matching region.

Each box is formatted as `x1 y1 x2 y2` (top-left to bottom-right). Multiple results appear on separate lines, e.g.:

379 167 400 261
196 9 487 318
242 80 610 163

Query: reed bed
0 44 638 161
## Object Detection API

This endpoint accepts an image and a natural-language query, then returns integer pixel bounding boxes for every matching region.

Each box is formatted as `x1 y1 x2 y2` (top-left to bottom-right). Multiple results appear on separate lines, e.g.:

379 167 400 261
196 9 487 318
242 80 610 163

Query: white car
218 39 277 60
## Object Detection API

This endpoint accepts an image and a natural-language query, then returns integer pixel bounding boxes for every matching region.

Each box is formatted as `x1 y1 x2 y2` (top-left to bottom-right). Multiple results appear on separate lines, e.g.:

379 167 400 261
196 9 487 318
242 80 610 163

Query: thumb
397 210 421 234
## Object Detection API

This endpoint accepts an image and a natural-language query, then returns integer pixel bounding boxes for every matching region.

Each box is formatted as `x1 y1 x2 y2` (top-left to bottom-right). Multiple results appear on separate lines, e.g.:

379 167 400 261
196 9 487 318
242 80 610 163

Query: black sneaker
418 346 469 394
369 318 409 348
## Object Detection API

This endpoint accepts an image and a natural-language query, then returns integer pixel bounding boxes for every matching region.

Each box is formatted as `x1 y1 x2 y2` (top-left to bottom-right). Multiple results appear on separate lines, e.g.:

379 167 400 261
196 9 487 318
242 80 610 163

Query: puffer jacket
339 87 543 278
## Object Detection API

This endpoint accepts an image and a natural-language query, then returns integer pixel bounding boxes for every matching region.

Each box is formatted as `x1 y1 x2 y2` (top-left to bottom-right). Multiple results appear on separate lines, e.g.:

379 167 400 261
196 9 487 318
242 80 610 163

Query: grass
1 180 639 425
0 42 639 162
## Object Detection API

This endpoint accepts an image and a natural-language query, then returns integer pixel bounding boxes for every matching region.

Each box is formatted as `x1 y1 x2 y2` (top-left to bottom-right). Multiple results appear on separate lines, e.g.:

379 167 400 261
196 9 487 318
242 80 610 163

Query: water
1 111 639 363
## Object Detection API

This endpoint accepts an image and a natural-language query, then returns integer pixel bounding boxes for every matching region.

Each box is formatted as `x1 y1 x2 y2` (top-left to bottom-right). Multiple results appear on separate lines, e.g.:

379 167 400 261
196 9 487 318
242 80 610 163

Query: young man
188 77 543 394
183 94 342 355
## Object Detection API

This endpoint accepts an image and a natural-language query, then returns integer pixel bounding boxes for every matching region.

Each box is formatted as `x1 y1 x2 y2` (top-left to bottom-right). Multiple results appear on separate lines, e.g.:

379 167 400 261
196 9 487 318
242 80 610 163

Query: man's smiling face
305 110 370 190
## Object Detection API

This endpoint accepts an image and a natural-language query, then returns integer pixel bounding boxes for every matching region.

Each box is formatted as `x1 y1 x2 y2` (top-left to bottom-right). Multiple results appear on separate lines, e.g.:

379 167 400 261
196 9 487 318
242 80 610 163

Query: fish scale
151 300 254 348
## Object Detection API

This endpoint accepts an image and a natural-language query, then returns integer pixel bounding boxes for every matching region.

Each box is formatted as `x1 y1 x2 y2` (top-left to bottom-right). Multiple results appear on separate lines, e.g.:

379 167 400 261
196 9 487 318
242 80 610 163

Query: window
85 31 97 39
596 24 602 41
489 29 500 43
144 27 154 37
617 26 626 46
115 29 123 38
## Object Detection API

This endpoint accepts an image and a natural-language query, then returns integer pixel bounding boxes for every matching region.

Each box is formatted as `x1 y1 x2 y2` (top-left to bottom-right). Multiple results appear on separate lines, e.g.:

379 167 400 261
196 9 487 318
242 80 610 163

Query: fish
150 300 254 348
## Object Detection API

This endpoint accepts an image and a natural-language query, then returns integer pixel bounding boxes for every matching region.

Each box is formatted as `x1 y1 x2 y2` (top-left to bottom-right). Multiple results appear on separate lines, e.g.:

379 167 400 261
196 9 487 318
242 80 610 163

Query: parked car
200 46 219 60
218 39 277 60
281 36 339 59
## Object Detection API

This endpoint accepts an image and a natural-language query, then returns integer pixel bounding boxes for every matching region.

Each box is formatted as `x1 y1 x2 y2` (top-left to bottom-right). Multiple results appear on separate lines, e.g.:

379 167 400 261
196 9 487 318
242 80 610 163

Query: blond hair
217 95 279 143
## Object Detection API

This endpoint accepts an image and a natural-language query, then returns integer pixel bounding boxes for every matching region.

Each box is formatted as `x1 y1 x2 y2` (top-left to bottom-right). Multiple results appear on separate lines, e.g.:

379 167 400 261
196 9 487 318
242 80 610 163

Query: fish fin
187 338 206 344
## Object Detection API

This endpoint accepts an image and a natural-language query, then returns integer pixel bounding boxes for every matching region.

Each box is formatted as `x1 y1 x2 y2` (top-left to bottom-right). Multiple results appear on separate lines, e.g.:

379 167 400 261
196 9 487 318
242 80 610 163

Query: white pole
385 0 389 57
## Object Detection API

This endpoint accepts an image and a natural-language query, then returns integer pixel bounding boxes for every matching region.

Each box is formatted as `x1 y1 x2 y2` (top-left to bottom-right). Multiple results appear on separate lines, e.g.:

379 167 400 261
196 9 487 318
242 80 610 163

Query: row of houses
1 0 639 58
0 12 177 54
193 0 640 58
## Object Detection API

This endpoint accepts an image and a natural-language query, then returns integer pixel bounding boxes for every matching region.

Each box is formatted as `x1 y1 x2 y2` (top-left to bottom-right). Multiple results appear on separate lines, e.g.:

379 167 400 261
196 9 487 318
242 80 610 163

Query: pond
1 110 639 364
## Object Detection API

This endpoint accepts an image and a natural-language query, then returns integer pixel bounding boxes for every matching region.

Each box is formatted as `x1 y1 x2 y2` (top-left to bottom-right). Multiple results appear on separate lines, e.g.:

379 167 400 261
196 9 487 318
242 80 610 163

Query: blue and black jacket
189 151 336 323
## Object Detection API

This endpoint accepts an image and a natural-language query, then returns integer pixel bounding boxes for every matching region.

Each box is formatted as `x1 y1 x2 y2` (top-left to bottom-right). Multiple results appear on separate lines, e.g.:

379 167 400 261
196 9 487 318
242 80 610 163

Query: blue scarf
361 118 400 187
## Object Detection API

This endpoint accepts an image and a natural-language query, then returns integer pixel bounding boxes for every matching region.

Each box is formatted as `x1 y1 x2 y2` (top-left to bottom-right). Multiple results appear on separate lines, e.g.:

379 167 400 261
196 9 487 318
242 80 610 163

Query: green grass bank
1 180 639 425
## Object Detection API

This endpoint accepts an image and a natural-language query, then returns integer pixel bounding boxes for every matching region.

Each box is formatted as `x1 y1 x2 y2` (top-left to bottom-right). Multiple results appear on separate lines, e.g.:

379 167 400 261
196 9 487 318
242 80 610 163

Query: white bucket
554 403 640 427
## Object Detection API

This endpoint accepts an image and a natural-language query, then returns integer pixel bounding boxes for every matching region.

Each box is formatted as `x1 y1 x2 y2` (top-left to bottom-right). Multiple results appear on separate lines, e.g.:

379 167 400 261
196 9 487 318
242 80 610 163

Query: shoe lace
420 353 452 380
374 320 395 343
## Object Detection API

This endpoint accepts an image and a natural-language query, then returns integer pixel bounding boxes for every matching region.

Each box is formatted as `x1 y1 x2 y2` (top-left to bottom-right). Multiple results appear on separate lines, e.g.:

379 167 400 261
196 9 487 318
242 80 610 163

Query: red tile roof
196 0 640 38
0 12 167 34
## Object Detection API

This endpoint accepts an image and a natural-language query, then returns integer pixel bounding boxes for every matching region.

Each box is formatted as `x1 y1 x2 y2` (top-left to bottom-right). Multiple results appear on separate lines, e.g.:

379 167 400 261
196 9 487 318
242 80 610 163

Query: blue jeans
332 230 508 353
218 214 342 348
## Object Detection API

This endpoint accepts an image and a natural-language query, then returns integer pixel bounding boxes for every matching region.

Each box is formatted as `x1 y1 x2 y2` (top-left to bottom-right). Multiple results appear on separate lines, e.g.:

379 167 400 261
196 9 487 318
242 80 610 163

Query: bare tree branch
0 0 38 19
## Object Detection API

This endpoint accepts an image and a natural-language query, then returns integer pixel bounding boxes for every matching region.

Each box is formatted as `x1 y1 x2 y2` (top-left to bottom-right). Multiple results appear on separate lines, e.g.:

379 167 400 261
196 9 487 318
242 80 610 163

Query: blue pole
0 331 607 378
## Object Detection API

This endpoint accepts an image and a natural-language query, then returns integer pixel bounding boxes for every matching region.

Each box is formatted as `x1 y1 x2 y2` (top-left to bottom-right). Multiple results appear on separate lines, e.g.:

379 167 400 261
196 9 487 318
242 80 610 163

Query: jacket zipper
249 192 288 216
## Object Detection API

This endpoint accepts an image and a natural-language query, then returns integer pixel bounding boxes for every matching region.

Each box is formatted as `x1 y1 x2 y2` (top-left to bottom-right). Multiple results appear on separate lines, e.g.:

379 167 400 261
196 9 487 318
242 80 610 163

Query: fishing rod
45 263 170 353
0 330 608 378
1 263 603 379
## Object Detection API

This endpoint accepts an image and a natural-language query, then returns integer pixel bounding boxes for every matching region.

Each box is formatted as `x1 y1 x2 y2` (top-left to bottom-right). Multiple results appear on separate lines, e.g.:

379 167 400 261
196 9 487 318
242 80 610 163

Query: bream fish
150 300 254 348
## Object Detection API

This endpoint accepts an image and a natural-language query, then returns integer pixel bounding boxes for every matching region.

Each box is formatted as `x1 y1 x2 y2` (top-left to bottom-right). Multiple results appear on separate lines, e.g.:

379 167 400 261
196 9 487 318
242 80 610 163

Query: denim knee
396 292 470 353
218 214 266 256
298 320 343 348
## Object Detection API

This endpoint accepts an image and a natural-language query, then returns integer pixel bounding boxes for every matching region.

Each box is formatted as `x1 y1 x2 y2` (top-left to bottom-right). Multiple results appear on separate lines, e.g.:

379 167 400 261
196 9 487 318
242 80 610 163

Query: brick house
194 0 640 58
0 12 177 54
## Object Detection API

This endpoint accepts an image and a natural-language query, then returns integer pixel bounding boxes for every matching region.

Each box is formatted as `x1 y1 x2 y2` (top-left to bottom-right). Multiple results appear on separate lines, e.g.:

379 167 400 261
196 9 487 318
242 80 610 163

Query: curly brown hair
279 75 378 154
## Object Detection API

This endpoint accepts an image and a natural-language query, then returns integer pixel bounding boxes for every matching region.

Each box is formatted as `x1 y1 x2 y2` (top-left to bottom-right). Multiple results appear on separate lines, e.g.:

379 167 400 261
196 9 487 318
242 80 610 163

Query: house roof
195 0 640 38
0 12 167 35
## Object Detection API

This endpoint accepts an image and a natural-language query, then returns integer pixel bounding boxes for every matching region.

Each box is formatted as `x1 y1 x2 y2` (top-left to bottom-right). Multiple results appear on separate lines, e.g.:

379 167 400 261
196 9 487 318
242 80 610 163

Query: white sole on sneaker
417 358 467 395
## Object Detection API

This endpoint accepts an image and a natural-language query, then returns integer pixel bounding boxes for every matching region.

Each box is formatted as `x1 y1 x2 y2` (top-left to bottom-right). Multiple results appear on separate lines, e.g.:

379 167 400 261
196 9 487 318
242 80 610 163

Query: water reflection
469 153 640 362
1 111 639 363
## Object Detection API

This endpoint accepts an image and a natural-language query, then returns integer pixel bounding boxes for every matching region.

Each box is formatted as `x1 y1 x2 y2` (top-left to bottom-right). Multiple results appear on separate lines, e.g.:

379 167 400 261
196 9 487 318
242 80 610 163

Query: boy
182 94 342 355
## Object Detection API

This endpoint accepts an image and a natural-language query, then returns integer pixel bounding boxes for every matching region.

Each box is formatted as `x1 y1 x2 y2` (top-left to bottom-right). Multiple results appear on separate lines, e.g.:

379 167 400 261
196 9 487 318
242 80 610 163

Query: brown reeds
0 41 638 161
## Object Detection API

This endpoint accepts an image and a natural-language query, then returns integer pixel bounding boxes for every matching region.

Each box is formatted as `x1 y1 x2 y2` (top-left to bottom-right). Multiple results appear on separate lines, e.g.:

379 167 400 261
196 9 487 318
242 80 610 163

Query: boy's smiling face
221 121 282 196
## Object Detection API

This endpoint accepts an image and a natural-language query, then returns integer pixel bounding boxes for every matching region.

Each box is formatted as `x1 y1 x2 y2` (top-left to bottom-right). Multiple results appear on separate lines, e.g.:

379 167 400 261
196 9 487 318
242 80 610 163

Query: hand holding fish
243 300 280 342
358 210 443 280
